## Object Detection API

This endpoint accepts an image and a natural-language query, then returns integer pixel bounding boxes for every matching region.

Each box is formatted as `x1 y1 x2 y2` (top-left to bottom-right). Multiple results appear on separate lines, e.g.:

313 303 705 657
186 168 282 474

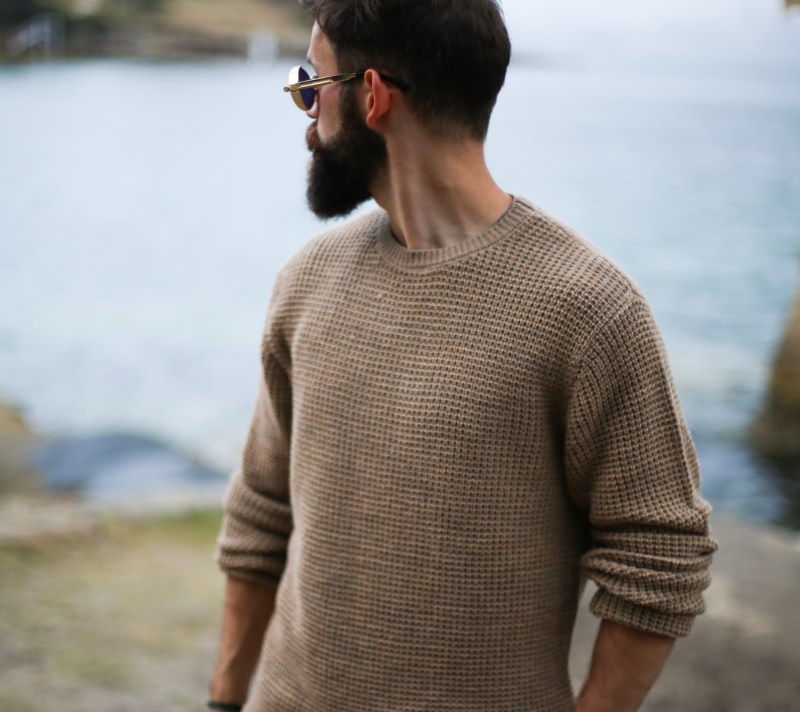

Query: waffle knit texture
216 197 716 712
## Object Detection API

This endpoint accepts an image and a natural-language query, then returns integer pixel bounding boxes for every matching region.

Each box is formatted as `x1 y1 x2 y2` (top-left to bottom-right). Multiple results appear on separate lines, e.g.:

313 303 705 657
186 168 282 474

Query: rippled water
1 44 799 525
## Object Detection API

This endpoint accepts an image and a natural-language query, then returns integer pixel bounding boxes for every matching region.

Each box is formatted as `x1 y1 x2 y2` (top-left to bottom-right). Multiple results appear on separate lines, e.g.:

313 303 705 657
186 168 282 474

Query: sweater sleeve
214 317 293 584
565 293 717 638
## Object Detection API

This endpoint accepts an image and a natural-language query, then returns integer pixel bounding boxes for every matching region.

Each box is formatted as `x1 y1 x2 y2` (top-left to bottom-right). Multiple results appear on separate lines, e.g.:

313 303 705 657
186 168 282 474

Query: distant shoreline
0 27 308 63
0 0 310 63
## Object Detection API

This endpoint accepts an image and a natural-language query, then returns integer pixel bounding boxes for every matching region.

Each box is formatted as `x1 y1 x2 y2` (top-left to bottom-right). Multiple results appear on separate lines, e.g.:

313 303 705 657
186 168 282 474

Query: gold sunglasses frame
283 66 410 111
283 69 364 110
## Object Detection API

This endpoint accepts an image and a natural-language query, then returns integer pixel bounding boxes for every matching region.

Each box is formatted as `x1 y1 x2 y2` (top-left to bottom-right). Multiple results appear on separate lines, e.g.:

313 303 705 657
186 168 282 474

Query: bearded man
208 2 716 711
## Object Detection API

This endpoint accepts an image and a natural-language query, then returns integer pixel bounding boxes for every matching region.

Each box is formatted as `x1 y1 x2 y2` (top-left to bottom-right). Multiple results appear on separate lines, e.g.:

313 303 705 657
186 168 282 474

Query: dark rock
750 283 800 459
30 432 226 505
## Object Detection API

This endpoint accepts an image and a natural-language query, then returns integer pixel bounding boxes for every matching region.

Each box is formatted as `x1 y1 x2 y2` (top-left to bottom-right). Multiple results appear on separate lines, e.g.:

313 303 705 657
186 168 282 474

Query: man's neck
371 129 511 252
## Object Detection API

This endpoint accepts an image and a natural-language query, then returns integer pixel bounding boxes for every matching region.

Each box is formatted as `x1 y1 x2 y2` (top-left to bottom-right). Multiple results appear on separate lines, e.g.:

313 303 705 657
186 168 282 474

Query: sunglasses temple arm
284 73 362 93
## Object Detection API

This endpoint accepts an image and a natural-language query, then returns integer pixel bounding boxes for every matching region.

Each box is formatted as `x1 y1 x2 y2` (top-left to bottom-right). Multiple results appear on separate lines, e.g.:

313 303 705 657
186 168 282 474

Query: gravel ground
572 514 800 712
0 504 797 712
0 508 225 712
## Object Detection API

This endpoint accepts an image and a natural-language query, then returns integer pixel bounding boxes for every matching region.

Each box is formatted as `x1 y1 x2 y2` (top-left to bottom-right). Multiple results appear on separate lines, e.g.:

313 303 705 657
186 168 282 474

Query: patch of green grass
124 507 224 544
0 693 38 712
53 648 131 688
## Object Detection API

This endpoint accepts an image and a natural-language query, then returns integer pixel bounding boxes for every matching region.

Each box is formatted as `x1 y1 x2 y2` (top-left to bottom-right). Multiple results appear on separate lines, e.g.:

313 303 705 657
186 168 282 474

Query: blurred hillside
0 0 310 60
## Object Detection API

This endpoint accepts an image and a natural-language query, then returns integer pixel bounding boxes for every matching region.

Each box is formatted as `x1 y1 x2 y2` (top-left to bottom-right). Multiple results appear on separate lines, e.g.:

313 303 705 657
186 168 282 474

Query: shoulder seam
565 287 642 392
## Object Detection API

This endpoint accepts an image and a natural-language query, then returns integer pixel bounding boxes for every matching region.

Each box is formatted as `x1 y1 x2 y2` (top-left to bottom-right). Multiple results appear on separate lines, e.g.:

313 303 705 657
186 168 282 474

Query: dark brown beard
305 89 388 220
306 122 322 152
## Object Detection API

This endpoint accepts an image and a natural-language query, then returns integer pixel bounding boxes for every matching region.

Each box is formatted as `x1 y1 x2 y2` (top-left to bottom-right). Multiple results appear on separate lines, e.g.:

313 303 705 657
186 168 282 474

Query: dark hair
304 0 511 140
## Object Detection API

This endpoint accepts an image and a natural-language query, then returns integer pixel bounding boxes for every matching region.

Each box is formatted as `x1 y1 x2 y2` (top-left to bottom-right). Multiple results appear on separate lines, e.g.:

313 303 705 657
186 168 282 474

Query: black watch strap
207 701 243 712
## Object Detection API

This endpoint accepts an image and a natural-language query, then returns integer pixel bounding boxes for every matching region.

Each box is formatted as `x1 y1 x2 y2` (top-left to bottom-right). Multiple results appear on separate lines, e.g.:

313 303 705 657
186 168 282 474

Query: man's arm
564 294 715 707
209 574 278 705
573 619 674 712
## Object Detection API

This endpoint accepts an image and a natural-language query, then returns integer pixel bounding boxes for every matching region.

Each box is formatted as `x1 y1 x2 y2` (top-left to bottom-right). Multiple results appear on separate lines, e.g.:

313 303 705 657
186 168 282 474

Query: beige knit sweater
216 197 716 711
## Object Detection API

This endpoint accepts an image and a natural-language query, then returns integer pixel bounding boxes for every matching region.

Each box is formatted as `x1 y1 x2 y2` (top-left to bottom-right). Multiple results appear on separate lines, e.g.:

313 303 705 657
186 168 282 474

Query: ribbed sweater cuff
217 567 282 591
590 588 696 638
214 541 286 583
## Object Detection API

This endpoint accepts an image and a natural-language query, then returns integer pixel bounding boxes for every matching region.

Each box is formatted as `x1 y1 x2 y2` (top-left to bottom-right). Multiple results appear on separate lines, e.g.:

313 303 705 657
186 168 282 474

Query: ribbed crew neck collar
373 196 532 271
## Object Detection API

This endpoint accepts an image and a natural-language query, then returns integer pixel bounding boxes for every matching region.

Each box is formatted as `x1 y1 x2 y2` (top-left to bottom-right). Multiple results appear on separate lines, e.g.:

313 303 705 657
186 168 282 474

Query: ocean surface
1 19 799 526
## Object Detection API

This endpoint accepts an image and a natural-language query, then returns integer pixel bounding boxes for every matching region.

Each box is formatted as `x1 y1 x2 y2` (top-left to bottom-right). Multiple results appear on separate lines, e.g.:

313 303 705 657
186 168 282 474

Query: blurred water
1 43 799 524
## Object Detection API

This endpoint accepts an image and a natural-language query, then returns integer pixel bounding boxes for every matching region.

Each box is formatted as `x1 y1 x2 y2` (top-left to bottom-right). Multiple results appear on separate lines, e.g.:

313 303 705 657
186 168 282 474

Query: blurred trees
1 0 308 59
0 0 48 26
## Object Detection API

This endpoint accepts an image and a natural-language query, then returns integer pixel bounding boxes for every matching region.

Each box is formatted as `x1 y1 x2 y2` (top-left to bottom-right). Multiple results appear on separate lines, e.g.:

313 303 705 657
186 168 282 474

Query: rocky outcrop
0 400 32 437
0 399 41 497
750 283 800 459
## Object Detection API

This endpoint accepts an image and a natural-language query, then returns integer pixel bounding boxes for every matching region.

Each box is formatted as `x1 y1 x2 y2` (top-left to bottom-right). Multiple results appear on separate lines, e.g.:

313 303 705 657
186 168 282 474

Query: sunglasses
283 65 410 111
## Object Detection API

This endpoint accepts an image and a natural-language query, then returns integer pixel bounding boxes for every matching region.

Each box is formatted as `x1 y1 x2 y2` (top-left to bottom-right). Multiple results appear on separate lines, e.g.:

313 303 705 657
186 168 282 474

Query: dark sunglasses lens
299 87 315 110
297 66 315 110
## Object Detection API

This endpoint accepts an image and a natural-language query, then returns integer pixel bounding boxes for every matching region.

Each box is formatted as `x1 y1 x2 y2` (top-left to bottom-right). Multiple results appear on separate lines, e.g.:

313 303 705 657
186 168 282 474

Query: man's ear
363 69 391 130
